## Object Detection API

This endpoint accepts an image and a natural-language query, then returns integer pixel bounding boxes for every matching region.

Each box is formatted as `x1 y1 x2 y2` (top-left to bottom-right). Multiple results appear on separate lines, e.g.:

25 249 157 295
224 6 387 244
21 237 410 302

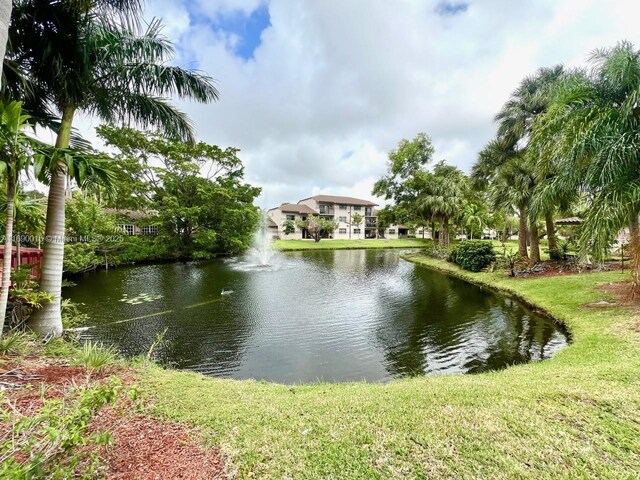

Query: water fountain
248 211 276 267
228 210 281 271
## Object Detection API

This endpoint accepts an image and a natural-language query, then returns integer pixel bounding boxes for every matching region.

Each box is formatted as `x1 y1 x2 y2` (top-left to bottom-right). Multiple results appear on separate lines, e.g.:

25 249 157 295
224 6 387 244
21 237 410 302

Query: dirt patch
514 260 628 279
1 354 226 479
90 405 226 479
586 282 640 310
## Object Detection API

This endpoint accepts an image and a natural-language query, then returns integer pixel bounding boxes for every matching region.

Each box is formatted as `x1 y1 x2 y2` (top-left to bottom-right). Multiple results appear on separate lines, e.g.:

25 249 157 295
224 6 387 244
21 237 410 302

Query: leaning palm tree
7 1 219 335
531 41 640 297
0 101 36 332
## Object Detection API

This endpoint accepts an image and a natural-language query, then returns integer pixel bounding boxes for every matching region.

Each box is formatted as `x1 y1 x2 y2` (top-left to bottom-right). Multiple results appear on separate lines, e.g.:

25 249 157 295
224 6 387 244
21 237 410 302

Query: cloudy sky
74 0 638 208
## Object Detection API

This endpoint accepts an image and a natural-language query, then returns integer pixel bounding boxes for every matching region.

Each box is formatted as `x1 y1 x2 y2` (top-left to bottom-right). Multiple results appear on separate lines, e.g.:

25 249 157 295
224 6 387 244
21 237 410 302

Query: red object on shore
0 246 44 280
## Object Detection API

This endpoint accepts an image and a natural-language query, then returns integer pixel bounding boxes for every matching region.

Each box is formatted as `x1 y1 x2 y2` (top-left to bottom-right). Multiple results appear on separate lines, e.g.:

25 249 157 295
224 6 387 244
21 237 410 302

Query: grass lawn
273 238 433 251
140 254 640 479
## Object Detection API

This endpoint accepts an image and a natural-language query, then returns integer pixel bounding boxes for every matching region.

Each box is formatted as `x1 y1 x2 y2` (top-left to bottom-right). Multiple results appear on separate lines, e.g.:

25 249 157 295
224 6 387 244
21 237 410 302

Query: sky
72 0 639 209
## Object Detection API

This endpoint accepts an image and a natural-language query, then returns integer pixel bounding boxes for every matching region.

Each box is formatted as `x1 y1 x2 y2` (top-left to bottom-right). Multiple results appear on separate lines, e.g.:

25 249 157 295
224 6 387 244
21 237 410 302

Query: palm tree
0 0 9 64
494 65 565 254
473 139 531 259
7 1 219 335
532 41 640 297
420 161 467 248
0 101 36 332
460 202 487 240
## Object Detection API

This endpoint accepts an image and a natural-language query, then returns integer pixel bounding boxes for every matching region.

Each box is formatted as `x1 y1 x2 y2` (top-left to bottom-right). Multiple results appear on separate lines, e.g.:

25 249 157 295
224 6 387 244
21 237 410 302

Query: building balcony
318 206 335 215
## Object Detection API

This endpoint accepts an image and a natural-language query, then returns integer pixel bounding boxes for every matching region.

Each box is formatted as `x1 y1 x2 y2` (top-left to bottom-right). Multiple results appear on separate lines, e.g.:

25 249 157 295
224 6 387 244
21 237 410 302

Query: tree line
375 41 640 297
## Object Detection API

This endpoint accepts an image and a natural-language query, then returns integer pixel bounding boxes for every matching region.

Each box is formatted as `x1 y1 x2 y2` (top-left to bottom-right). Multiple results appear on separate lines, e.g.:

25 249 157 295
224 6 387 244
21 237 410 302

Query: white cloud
71 0 640 208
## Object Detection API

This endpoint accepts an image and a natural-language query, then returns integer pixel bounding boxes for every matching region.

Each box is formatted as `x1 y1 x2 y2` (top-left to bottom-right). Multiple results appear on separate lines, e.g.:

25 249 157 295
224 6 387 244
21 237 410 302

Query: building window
338 228 347 234
339 204 347 210
354 206 362 211
388 229 396 234
338 216 347 222
354 228 361 234
118 224 135 236
286 214 295 221
141 225 158 235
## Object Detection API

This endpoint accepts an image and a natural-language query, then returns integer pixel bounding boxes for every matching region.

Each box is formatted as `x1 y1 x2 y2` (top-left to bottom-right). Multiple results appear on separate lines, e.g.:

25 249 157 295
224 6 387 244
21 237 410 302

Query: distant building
267 194 419 240
103 208 159 236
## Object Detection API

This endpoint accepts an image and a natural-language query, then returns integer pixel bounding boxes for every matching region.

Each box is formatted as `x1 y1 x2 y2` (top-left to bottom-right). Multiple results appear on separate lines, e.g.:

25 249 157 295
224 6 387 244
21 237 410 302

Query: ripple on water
67 250 569 383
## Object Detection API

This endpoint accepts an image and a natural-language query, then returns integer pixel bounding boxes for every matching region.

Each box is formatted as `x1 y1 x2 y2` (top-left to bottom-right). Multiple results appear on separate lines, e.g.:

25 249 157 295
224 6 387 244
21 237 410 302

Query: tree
473 139 535 260
373 133 436 232
0 0 9 64
351 212 363 239
7 2 219 336
419 161 468 248
101 127 260 258
296 216 337 243
283 220 295 236
531 41 640 296
460 202 488 240
0 101 34 331
473 67 564 263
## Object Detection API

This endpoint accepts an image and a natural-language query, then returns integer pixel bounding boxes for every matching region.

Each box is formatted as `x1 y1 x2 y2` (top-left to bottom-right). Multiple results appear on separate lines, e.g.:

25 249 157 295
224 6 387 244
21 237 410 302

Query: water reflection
65 250 568 383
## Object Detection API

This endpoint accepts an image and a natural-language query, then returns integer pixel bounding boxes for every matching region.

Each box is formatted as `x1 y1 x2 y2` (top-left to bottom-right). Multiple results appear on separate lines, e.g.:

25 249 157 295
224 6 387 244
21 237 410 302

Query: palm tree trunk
28 105 76 337
630 213 640 300
530 217 541 264
442 217 450 248
0 177 16 334
0 0 11 66
518 208 529 258
15 232 20 267
545 211 557 252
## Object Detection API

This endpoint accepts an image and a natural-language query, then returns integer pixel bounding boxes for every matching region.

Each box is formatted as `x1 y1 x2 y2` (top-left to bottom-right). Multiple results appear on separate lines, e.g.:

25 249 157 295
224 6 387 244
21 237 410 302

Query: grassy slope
141 254 640 479
273 238 432 251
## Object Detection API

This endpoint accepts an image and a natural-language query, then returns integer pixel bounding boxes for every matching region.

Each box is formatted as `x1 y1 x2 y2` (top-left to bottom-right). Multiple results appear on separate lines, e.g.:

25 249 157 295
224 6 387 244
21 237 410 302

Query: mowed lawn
141 254 640 479
273 238 433 251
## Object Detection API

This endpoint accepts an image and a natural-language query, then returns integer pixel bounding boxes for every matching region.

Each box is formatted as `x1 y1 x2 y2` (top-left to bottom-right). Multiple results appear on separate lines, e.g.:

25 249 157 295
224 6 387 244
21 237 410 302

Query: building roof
103 208 156 221
298 195 378 206
555 217 583 225
267 217 278 228
270 203 318 214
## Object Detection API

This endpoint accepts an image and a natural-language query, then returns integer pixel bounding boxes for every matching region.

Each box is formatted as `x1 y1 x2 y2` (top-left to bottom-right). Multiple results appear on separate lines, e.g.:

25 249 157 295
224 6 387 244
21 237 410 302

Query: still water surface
65 250 568 383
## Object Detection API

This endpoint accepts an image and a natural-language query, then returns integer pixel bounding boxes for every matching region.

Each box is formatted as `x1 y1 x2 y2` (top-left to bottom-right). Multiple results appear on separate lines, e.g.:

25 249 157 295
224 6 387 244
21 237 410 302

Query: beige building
269 195 380 240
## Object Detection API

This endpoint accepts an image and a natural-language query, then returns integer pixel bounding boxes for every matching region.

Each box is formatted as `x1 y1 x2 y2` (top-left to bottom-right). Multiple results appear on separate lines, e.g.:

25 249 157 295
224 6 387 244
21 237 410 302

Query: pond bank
273 238 432 251
5 254 640 478
138 254 640 478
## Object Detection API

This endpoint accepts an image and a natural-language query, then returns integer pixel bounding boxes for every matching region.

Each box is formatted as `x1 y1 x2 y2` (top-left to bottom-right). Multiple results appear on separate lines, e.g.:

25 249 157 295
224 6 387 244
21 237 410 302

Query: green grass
140 254 640 479
273 238 434 251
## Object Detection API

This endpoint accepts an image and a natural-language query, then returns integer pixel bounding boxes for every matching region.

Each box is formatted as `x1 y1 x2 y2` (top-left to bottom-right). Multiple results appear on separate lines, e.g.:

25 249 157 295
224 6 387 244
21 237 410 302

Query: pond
65 250 568 383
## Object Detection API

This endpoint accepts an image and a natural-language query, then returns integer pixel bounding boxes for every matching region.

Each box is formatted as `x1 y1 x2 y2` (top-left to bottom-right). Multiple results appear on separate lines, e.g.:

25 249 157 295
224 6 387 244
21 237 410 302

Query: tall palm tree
532 41 640 296
494 65 565 253
0 101 35 332
0 0 9 64
473 139 532 259
7 1 219 335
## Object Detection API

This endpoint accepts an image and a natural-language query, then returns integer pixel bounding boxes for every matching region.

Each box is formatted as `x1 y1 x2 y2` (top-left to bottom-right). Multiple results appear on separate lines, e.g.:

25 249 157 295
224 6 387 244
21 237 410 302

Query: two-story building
268 195 381 239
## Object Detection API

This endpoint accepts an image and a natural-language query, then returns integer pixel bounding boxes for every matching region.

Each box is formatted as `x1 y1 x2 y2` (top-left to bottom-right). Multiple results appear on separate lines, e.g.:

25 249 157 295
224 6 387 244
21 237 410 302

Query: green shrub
72 341 118 370
448 240 496 272
61 299 91 330
0 331 31 355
